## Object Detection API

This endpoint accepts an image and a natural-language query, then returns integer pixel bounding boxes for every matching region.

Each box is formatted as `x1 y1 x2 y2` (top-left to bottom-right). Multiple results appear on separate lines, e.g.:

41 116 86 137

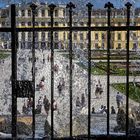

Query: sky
0 0 140 8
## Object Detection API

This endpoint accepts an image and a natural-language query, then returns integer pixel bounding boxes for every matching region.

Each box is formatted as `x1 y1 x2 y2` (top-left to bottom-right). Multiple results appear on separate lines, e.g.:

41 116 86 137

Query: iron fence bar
66 2 75 138
0 28 12 32
16 26 140 32
105 2 114 136
48 4 56 139
30 3 38 139
125 2 132 137
11 4 17 139
86 3 93 139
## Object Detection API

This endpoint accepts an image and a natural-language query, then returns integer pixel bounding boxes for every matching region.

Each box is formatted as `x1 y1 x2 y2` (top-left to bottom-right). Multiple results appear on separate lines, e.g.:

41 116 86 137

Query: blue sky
0 0 140 8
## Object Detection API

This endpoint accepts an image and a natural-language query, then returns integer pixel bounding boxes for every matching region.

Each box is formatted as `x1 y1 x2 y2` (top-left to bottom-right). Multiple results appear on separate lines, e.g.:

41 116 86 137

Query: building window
48 10 51 17
118 22 121 26
63 9 65 17
21 10 25 17
55 10 58 17
21 32 25 41
133 33 136 40
102 43 105 49
117 43 121 49
41 22 45 26
95 22 98 27
2 22 5 26
28 10 31 17
54 32 58 41
79 22 84 26
28 22 31 26
133 43 137 50
102 33 105 40
95 43 98 49
118 33 121 40
74 33 77 40
48 32 51 41
28 32 32 41
73 22 77 26
63 32 66 40
42 32 45 41
55 22 58 26
80 33 83 40
35 32 38 41
86 33 88 40
41 9 45 17
95 33 98 40
48 22 51 26
35 22 38 26
21 22 25 26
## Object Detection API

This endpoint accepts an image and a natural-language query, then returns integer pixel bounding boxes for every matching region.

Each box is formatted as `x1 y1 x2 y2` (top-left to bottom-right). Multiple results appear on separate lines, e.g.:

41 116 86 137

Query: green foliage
0 52 9 59
112 83 140 102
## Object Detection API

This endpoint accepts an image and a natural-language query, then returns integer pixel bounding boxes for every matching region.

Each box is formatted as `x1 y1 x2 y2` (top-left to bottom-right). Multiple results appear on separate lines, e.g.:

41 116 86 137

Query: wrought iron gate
0 1 140 139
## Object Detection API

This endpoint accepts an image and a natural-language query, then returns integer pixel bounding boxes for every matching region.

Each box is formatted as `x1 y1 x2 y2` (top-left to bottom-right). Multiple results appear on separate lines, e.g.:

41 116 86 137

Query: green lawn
112 83 140 102
77 61 140 76
0 51 10 59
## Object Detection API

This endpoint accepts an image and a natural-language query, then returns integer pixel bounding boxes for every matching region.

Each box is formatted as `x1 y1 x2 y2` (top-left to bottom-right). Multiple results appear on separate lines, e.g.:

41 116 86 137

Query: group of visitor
76 93 86 108
22 97 33 115
91 105 116 114
95 84 103 99
36 95 57 115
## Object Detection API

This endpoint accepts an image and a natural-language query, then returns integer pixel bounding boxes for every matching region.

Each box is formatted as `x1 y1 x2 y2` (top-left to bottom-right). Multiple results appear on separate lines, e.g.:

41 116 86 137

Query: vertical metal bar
30 3 37 139
66 2 75 137
125 2 132 137
86 3 93 140
48 4 56 139
11 4 17 139
104 2 114 136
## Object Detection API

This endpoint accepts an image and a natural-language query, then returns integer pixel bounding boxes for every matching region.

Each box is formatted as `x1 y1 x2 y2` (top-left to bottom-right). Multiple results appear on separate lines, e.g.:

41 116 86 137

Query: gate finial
104 2 114 9
86 3 93 11
48 3 56 12
125 2 132 9
66 2 76 9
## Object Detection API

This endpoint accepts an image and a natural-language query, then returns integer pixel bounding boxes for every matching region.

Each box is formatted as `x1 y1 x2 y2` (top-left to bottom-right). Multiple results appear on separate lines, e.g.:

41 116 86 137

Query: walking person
43 95 50 116
76 96 81 107
95 85 100 98
47 54 50 62
57 83 62 96
111 106 116 114
36 96 43 114
99 84 103 98
53 99 57 111
81 93 85 107
116 92 123 108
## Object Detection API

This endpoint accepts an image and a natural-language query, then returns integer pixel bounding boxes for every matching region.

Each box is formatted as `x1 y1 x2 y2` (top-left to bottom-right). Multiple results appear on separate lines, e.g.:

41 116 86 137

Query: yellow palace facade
0 3 140 50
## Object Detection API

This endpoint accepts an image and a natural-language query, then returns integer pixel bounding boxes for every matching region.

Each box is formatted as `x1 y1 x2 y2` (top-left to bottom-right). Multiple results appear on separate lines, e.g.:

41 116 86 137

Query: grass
77 61 140 76
91 55 138 60
0 52 10 59
112 83 140 103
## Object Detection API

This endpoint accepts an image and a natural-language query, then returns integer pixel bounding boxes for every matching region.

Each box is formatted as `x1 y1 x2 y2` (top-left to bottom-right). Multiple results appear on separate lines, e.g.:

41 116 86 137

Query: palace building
0 2 140 50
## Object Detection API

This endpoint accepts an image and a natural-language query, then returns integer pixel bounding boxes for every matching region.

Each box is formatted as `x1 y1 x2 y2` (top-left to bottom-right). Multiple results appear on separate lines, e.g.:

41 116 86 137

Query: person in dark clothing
22 103 27 114
76 97 81 107
57 83 62 96
81 93 85 107
111 106 116 114
92 107 95 114
43 95 50 116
